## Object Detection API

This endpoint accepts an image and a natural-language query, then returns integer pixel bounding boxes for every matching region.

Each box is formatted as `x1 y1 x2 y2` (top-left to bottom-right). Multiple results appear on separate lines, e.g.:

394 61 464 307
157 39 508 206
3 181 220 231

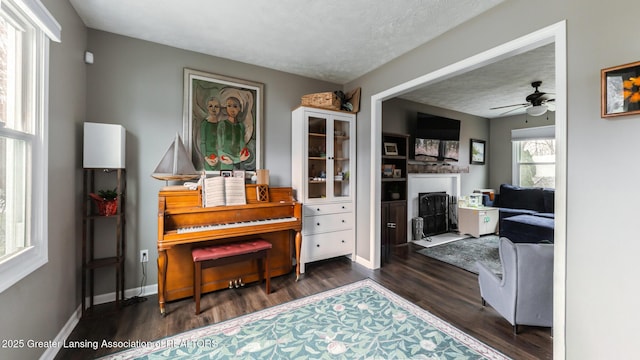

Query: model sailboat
151 133 200 181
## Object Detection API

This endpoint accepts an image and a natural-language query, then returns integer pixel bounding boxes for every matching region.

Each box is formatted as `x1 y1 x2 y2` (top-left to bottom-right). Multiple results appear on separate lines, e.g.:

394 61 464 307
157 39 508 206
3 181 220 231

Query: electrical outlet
140 249 149 263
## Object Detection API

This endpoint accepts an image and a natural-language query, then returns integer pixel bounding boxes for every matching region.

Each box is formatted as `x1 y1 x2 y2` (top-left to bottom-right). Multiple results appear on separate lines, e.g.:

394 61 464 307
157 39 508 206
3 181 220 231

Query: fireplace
419 192 449 236
406 173 461 242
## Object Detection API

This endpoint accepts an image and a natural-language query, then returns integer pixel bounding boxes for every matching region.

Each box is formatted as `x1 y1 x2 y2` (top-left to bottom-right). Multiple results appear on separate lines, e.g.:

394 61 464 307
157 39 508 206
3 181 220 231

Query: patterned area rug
416 235 503 275
104 279 508 359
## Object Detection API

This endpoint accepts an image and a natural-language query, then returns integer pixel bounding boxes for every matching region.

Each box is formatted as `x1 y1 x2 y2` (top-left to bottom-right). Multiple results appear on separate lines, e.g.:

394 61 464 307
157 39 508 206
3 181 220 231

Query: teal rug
416 235 502 276
104 279 508 359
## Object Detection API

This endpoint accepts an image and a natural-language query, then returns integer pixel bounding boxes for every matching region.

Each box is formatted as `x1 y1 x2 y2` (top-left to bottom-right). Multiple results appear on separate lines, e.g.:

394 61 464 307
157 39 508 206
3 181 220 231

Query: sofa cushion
534 212 555 219
501 214 554 244
498 184 546 213
543 188 554 213
498 208 539 232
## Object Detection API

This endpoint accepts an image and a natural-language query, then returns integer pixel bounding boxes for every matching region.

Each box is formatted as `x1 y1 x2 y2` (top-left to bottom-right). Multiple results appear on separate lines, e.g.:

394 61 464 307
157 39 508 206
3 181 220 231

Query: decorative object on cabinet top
300 87 361 113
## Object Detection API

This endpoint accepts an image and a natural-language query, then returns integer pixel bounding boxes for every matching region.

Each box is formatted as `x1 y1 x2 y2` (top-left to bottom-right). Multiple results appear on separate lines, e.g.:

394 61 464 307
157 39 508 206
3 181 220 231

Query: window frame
511 125 556 188
0 0 59 293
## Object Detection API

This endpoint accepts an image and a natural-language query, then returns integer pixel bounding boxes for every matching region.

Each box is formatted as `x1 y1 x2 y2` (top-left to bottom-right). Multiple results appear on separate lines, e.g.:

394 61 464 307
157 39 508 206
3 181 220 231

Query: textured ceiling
400 43 556 118
69 0 505 84
69 0 554 119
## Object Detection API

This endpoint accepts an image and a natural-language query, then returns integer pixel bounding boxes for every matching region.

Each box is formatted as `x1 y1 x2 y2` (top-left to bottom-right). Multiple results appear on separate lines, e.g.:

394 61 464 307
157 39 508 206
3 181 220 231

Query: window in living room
0 0 59 293
511 125 555 188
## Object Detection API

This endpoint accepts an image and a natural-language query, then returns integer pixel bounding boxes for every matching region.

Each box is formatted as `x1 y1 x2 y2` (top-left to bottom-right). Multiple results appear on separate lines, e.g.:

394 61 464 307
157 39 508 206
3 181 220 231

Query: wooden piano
157 184 302 315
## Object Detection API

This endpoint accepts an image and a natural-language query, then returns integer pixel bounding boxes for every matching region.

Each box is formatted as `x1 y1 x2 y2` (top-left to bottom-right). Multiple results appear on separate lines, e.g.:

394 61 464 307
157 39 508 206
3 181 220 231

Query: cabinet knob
316 208 320 212
317 222 320 226
316 244 320 248
341 219 345 223
387 223 396 229
341 205 345 209
341 240 345 243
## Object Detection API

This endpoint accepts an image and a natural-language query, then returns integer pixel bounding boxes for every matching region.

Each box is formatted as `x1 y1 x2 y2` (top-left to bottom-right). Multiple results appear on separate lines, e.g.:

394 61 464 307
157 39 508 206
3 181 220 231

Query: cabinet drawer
302 230 354 262
303 202 352 216
303 213 352 234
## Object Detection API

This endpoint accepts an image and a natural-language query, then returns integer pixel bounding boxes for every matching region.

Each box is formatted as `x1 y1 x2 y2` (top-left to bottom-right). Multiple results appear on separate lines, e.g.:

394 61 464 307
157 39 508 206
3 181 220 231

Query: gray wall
0 0 87 358
344 0 640 358
85 29 340 294
489 112 556 189
382 97 489 195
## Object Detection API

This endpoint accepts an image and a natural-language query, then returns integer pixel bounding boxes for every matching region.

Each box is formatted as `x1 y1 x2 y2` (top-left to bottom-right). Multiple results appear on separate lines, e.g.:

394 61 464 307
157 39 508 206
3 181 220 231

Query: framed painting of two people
183 68 264 175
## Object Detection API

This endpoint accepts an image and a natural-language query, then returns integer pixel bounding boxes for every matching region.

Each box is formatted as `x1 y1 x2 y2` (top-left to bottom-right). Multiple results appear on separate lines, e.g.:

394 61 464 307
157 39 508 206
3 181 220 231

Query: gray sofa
477 237 553 333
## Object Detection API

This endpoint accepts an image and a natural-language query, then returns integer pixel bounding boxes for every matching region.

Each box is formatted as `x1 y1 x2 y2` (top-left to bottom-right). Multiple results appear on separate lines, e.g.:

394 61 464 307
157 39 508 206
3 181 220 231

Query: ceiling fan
490 81 555 116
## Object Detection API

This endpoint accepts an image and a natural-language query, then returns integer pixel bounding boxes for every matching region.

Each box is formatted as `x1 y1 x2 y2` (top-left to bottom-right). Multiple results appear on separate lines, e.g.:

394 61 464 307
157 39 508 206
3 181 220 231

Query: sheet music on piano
202 176 246 207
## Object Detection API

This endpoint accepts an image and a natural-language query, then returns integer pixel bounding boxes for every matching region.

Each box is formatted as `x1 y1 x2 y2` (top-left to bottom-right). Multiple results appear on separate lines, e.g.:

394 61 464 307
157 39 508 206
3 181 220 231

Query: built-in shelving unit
381 133 409 264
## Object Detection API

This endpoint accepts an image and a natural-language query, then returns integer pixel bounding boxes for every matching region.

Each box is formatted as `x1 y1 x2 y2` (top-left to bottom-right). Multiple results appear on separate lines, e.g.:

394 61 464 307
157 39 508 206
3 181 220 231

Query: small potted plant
89 188 118 216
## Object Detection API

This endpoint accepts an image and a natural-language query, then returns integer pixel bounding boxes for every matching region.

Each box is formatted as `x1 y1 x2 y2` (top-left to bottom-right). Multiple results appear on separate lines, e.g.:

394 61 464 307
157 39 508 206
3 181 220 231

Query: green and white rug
104 279 508 359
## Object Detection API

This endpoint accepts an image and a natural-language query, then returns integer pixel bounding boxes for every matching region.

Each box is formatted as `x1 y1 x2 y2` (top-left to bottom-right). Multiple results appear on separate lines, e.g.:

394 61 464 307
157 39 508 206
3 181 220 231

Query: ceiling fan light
527 104 548 116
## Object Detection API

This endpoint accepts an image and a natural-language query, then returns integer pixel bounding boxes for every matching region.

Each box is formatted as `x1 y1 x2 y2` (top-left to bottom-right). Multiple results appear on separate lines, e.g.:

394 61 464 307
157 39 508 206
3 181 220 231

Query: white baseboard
40 283 159 360
39 305 81 360
356 255 374 270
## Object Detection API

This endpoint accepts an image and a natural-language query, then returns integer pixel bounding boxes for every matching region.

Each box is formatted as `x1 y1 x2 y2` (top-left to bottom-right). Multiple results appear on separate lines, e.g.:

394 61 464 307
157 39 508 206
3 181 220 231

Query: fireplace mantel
406 173 461 242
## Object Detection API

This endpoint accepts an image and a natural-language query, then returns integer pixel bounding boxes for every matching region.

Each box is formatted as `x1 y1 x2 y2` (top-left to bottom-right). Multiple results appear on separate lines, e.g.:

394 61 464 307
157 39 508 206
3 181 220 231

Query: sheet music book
202 176 246 207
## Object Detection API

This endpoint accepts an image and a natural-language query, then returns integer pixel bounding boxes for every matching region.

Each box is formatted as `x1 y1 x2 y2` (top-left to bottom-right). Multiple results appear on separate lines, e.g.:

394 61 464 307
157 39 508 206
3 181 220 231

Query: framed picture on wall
183 68 264 174
601 60 640 118
470 139 486 165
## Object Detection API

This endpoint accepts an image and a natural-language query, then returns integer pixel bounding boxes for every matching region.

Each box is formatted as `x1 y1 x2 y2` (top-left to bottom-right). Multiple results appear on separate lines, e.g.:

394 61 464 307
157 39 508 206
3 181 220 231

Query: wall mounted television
412 113 461 162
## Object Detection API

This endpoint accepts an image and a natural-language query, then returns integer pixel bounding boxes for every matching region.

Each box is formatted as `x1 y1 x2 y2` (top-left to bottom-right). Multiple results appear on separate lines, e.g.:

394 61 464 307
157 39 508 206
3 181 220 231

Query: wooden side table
458 206 498 238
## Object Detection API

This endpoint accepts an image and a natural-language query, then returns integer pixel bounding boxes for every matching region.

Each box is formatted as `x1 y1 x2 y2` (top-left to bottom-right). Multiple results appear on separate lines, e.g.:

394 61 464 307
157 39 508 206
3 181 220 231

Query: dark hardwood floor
57 244 552 359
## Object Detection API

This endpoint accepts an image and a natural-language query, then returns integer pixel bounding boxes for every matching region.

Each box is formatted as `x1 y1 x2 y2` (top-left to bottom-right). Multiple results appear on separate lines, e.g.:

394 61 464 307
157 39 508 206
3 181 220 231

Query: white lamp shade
526 104 548 117
83 122 126 168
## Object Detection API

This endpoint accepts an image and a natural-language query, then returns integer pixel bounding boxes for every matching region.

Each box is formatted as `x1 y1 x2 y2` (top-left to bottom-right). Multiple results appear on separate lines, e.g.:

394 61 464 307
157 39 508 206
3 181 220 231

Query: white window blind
511 125 555 141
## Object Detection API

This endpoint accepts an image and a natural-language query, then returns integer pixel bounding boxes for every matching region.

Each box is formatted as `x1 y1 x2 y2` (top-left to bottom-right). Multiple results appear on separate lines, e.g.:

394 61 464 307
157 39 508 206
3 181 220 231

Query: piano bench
192 239 272 315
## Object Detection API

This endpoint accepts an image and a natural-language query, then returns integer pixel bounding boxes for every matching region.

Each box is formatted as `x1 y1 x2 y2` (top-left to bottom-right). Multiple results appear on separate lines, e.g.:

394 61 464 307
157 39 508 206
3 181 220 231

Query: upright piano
157 184 302 315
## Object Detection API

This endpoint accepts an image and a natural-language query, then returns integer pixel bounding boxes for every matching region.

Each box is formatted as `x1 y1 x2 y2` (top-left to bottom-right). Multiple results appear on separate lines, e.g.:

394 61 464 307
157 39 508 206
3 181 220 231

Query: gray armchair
477 237 553 333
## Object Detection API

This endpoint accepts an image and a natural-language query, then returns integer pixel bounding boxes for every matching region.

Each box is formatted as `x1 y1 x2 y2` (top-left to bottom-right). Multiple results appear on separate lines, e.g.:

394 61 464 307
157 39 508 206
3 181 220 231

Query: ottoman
501 214 554 244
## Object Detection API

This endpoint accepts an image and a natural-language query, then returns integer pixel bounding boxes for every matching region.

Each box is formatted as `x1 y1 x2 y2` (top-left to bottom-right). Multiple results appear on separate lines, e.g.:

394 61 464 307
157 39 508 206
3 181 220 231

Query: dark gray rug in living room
416 235 502 275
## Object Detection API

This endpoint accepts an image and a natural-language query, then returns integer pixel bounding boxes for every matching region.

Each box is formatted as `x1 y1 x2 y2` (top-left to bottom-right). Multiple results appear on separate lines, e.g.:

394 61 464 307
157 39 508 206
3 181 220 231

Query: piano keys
157 184 302 315
177 217 299 234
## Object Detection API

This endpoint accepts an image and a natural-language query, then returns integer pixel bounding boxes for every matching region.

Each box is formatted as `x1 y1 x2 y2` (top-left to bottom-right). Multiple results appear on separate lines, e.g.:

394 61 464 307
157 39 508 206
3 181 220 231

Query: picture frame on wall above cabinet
470 139 486 165
384 142 399 156
601 60 640 118
183 68 264 173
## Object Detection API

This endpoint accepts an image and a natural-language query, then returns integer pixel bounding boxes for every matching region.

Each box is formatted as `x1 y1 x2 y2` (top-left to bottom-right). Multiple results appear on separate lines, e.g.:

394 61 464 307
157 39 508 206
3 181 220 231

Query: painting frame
382 164 395 178
183 68 264 174
383 142 398 156
601 60 640 118
470 139 486 165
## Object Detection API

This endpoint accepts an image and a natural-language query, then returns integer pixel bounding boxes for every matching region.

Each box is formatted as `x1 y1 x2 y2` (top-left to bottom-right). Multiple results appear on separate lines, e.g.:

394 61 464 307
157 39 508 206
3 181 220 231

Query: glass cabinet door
305 112 353 202
307 115 328 200
332 118 351 199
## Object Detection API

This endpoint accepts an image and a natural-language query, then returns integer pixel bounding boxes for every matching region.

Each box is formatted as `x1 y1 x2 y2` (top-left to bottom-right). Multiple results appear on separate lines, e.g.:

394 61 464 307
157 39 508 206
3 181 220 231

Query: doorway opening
368 21 566 357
